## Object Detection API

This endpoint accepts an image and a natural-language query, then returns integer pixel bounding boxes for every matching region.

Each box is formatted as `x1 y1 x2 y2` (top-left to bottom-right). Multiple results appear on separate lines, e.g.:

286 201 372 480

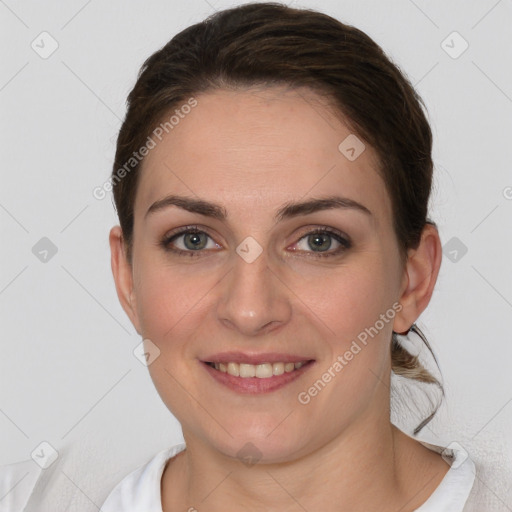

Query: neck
161 409 438 511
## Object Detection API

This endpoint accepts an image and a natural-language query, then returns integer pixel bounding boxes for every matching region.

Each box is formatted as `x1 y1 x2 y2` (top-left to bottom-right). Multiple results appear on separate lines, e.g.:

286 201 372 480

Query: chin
204 427 308 466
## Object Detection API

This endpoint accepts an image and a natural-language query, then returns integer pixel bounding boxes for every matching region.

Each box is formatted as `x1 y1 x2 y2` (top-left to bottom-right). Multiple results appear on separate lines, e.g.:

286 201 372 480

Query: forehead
134 86 390 228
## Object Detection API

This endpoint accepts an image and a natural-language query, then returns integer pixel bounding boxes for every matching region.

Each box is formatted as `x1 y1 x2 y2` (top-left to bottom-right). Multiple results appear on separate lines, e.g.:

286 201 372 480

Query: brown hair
111 2 443 434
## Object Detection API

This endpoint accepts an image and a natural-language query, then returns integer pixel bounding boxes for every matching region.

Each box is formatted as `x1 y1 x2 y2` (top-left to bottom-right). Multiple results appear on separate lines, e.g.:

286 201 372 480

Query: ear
109 225 142 335
393 223 443 334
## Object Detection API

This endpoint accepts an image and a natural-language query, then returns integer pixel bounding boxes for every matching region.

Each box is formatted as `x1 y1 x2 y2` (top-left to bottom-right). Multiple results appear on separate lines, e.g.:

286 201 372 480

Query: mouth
200 357 316 394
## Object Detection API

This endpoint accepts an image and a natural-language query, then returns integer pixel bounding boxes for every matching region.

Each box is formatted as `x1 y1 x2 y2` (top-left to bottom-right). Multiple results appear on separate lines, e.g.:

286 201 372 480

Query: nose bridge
216 240 291 335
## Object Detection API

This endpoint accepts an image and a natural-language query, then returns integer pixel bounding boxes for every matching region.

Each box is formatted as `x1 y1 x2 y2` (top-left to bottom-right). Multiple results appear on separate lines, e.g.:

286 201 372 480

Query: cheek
298 269 395 418
293 261 393 342
299 260 395 390
133 262 211 412
133 254 213 340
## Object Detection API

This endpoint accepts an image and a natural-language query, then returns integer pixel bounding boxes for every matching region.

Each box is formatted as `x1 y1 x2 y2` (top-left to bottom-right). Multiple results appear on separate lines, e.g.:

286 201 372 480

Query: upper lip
201 351 315 365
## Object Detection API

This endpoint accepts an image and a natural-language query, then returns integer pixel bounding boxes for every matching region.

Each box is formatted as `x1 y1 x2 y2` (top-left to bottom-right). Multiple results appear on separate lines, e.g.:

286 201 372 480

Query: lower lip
200 360 315 394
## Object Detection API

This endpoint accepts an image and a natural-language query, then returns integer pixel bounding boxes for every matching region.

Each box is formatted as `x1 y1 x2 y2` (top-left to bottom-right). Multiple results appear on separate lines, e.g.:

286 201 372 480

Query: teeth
210 361 309 378
273 362 284 376
239 363 256 378
227 362 239 376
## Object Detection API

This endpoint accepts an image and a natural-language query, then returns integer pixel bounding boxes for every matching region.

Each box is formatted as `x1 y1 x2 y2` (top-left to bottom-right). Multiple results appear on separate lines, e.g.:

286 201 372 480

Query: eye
290 227 352 258
160 226 221 256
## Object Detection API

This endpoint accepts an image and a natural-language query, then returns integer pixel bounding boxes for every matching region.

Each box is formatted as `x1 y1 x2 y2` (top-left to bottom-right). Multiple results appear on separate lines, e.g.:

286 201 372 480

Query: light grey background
1 0 511 509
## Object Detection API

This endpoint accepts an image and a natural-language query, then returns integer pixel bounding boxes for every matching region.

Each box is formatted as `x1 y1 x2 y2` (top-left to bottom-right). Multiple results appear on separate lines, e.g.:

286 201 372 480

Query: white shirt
100 440 477 512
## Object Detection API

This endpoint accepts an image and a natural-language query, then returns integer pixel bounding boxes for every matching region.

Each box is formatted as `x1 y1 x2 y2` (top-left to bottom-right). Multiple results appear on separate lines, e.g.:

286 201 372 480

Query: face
117 86 409 463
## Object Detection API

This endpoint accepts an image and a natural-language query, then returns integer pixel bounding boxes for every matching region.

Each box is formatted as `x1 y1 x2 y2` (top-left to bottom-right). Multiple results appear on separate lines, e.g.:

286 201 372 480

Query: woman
103 3 477 510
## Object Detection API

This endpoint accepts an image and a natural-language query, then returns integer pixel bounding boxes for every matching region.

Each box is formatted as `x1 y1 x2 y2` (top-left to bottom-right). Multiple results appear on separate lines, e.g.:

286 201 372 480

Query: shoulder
101 442 186 512
414 440 476 512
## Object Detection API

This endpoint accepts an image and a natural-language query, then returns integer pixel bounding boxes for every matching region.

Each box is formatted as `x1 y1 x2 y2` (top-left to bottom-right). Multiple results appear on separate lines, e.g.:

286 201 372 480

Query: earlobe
393 224 442 334
109 226 142 334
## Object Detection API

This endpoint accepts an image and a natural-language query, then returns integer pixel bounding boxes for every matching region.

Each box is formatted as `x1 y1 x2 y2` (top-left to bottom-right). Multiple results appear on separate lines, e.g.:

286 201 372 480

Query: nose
215 244 292 336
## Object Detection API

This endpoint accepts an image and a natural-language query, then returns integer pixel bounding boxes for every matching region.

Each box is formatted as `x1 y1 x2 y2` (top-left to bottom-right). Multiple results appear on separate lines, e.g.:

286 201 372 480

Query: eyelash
160 225 352 259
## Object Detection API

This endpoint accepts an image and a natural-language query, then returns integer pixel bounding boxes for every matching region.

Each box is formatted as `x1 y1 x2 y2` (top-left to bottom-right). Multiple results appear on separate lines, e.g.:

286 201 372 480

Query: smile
201 359 315 394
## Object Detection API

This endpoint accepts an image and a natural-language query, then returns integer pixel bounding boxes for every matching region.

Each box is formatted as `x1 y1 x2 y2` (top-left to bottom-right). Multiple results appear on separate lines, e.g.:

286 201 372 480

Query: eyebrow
145 194 372 222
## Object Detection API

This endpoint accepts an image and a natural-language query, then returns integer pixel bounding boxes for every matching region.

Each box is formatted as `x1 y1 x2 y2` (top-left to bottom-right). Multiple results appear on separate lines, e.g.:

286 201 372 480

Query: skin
110 86 447 511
